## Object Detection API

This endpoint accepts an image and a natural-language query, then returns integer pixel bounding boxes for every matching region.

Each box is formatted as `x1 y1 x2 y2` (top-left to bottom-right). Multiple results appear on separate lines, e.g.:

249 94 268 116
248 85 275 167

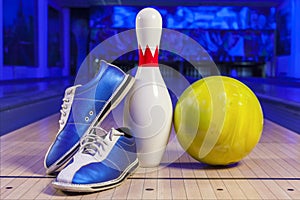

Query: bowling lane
0 112 299 199
238 77 300 105
0 77 74 135
1 68 299 198
236 77 300 134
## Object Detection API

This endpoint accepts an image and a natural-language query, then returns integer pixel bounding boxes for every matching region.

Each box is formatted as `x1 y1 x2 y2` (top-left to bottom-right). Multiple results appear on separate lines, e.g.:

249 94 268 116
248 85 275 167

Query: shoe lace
80 127 124 157
58 87 75 128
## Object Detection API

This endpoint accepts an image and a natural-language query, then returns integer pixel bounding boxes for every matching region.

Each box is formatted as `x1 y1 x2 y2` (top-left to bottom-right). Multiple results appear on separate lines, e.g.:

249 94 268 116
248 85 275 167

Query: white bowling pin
124 8 173 167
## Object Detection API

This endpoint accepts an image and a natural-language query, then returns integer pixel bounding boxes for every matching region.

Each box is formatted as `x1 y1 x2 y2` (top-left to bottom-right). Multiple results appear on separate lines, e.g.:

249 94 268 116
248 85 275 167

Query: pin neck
138 45 159 67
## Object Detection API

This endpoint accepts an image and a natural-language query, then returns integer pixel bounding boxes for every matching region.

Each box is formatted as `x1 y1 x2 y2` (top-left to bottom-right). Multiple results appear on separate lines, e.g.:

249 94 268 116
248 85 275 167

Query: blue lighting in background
89 6 276 63
276 5 291 56
3 0 36 66
3 0 34 27
90 6 276 30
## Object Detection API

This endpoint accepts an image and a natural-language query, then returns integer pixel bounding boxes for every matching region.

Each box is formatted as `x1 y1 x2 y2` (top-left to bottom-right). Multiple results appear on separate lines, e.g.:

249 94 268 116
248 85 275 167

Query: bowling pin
124 8 173 167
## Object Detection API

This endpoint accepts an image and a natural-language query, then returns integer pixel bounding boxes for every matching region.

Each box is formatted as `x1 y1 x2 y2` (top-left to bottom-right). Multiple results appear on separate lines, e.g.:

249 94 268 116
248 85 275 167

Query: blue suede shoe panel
73 162 121 184
45 123 87 167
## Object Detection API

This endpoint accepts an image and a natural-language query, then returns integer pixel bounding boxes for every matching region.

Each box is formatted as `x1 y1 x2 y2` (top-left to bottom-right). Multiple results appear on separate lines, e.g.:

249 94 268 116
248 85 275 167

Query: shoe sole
52 158 139 192
45 74 135 175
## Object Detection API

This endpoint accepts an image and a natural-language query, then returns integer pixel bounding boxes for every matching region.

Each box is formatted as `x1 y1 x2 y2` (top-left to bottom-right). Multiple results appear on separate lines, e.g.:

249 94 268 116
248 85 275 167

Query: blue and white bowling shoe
52 127 139 192
44 60 135 174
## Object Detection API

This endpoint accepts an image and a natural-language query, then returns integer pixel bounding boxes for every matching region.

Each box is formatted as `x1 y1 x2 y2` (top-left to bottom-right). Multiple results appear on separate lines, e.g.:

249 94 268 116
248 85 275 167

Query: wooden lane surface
1 113 300 199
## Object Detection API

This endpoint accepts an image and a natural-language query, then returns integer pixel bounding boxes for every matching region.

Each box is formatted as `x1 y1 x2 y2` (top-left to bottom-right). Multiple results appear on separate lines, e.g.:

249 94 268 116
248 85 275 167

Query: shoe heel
128 159 140 177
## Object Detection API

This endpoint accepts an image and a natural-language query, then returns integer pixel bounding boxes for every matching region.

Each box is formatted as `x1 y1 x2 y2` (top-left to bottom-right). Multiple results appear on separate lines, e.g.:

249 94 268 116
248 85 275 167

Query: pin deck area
1 113 300 199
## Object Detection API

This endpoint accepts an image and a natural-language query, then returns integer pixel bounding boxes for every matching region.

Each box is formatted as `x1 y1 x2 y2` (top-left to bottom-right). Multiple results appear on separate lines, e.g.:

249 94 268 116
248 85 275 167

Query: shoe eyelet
85 117 89 122
89 111 93 116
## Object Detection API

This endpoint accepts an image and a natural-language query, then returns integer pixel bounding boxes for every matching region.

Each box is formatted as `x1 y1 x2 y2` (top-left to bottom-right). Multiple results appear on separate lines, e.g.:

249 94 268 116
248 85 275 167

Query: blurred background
0 0 299 135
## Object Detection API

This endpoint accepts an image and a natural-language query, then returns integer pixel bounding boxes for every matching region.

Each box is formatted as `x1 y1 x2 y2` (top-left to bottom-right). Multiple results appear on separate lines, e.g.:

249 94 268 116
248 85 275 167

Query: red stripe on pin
138 45 159 67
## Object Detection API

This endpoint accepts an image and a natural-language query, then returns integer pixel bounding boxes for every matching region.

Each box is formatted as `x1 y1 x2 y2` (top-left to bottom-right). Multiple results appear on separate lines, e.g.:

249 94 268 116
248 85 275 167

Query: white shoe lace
80 127 124 157
58 85 80 130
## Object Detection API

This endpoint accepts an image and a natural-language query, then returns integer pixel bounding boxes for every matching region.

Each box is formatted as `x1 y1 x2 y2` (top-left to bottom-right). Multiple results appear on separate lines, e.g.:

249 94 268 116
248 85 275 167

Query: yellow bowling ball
174 76 263 165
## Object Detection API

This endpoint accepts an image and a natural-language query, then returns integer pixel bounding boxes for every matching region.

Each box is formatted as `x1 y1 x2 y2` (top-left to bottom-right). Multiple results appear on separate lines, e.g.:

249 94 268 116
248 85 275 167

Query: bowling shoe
44 60 135 175
52 127 139 192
